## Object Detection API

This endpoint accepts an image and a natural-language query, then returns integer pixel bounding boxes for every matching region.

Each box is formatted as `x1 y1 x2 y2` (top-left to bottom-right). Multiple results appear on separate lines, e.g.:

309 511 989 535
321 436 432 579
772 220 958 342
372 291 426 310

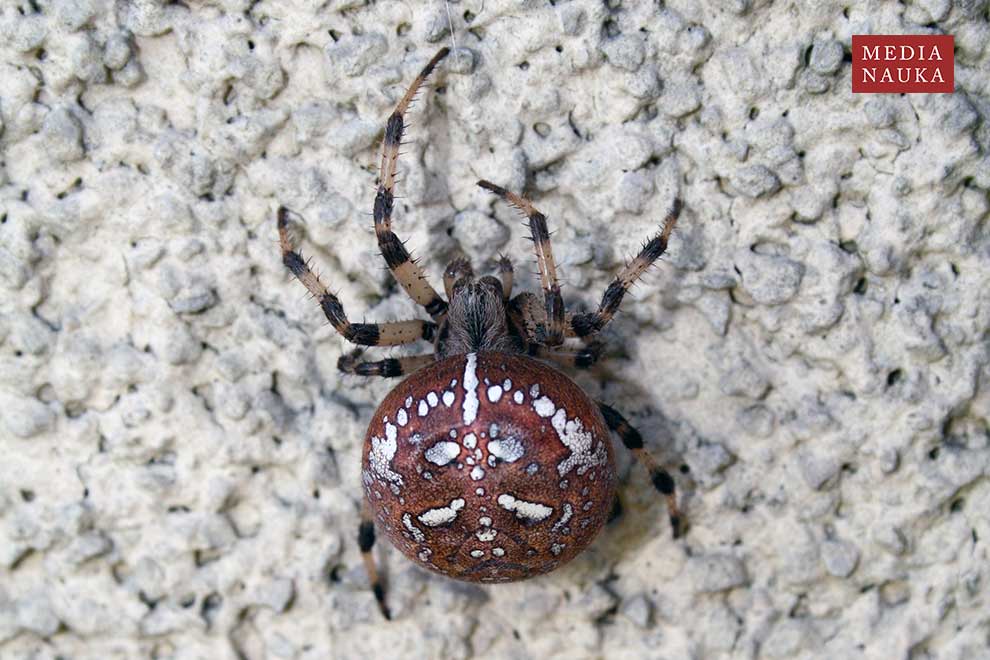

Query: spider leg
443 257 473 300
478 181 565 346
530 340 604 369
375 48 451 322
570 199 682 339
358 501 391 620
279 209 436 346
497 255 513 300
597 402 684 538
338 350 435 378
507 292 543 344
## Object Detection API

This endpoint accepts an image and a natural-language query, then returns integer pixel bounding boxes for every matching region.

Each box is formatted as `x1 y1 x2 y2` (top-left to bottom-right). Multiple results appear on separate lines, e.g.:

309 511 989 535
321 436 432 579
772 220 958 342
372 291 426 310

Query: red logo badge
852 35 954 93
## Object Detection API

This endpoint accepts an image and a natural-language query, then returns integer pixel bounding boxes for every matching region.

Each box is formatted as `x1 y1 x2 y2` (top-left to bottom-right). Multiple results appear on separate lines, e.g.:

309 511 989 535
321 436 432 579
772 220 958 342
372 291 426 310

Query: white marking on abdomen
487 385 503 403
552 409 608 476
552 503 573 533
497 494 552 522
369 423 403 491
476 528 497 542
418 498 465 526
489 437 524 463
425 441 460 466
462 353 480 425
533 396 556 418
402 513 426 542
442 391 455 407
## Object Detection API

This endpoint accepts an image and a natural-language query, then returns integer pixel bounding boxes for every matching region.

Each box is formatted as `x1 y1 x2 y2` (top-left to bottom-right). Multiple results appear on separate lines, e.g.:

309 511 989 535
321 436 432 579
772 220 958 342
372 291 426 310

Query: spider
278 48 684 619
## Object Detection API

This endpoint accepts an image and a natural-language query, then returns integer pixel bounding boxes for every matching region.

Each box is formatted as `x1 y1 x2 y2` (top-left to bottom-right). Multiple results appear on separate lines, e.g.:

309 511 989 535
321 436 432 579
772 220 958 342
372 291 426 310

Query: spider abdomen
362 352 617 582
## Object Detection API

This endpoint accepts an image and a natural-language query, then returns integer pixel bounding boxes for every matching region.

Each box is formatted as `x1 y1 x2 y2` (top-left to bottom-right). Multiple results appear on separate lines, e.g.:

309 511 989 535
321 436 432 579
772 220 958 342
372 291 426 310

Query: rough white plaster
1 1 988 659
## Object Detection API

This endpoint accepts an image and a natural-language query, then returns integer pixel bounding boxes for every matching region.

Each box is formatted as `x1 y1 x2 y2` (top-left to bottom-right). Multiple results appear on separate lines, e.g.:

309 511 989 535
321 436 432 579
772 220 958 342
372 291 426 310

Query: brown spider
278 48 683 619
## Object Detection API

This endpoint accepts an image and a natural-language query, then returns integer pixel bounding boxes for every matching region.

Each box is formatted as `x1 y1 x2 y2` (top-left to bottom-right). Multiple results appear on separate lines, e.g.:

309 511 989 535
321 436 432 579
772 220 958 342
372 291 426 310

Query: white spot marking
526 463 539 475
425 441 460 466
533 396 556 418
418 400 429 417
551 542 565 556
530 384 540 398
479 516 492 526
470 466 485 481
489 437 524 463
402 513 425 542
492 547 505 557
552 503 573 533
497 494 553 522
513 390 524 404
463 433 478 449
476 528 497 542
470 549 485 558
418 498 465 526
418 548 432 561
405 396 413 409
503 379 512 390
487 385 503 403
489 423 500 438
427 392 439 407
396 408 408 427
442 391 455 407
552 408 609 476
462 353 480 425
475 487 485 495
369 423 403 490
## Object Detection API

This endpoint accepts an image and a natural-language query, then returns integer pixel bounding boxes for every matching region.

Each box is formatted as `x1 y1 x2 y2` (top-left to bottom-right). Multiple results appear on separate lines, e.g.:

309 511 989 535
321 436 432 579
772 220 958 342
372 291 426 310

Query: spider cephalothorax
278 48 684 620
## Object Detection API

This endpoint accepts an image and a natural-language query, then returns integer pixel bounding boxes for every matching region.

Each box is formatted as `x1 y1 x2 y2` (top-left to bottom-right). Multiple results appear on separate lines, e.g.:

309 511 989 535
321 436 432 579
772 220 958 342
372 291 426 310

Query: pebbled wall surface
1 1 988 658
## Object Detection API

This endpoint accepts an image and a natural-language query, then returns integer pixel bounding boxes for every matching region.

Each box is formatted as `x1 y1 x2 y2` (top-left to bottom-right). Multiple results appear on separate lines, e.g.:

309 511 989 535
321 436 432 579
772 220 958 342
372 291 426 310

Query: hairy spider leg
497 254 513 300
443 256 473 300
358 500 391 620
374 48 451 321
530 341 605 369
597 402 684 538
570 199 682 339
338 349 436 379
506 292 543 345
477 180 566 346
278 208 436 346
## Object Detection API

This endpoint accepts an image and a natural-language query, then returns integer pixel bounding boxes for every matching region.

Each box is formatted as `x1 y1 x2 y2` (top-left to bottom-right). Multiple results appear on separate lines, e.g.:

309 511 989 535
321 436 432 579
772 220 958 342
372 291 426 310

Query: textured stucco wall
1 1 989 658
